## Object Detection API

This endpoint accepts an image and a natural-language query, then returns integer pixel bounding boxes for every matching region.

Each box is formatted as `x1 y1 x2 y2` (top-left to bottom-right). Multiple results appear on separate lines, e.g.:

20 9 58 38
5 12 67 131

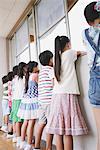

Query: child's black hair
7 72 13 81
18 62 27 79
25 61 38 93
13 65 18 77
54 36 70 82
2 75 8 84
84 2 99 23
39 50 53 66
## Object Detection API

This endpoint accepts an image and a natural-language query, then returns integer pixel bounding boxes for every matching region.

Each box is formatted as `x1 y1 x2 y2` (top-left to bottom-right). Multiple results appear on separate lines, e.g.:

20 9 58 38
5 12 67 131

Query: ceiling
0 0 31 37
0 0 77 38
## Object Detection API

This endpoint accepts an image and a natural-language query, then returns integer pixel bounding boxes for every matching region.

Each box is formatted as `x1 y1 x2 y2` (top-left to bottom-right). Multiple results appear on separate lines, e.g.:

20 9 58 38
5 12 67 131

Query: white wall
0 37 8 126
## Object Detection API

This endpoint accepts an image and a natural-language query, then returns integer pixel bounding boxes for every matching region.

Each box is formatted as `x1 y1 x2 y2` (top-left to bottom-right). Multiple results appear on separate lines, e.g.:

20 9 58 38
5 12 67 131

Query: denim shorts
88 66 100 108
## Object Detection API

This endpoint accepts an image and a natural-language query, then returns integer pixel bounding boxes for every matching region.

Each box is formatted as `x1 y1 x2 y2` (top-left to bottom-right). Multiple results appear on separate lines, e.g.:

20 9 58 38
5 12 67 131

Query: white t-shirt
12 76 25 100
53 49 80 94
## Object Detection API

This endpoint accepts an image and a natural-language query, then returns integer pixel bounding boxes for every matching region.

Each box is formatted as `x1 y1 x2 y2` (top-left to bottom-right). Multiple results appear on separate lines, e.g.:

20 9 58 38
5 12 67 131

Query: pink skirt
46 94 88 136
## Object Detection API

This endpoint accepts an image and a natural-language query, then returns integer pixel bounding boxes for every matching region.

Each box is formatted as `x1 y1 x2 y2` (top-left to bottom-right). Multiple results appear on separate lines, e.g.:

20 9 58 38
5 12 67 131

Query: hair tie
94 1 100 12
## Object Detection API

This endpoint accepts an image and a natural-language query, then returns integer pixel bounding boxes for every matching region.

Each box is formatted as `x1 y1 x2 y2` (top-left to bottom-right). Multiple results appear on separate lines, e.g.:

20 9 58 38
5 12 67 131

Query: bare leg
4 115 9 125
21 120 28 141
56 135 64 150
35 123 46 148
93 108 100 150
13 122 16 134
46 133 53 150
27 119 35 144
16 122 22 137
64 135 73 150
8 123 13 133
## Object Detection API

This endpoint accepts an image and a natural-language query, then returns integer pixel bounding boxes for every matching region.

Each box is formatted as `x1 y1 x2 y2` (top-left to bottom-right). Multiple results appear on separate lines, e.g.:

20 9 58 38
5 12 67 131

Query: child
83 1 100 150
46 36 88 150
11 62 27 147
6 71 13 138
17 61 39 150
11 65 18 142
1 75 9 133
34 50 54 150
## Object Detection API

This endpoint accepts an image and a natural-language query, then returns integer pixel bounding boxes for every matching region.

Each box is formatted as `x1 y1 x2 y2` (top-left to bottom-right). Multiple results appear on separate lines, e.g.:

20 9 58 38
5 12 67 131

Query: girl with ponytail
47 36 88 150
17 61 39 150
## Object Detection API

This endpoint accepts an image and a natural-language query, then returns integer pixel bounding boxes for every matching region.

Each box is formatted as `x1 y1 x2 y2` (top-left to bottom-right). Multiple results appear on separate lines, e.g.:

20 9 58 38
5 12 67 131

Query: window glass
39 18 67 54
36 0 65 37
16 48 30 64
16 20 29 55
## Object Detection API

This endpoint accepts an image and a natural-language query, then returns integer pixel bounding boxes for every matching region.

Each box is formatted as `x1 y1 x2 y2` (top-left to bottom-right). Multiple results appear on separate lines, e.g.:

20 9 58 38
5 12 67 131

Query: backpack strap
85 29 100 56
85 29 100 69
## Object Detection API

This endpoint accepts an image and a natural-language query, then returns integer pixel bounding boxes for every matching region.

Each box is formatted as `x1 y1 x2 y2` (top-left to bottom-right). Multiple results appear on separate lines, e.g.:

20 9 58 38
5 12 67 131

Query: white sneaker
20 141 27 149
7 133 14 139
0 126 8 133
24 144 33 150
12 136 17 143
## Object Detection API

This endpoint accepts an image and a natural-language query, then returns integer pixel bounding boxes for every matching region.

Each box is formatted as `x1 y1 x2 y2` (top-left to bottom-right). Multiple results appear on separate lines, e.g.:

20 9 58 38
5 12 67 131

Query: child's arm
77 51 87 57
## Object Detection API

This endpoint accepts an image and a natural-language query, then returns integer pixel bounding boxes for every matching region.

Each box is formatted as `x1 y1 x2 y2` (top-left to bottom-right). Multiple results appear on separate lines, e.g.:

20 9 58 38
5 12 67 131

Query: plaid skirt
46 94 88 136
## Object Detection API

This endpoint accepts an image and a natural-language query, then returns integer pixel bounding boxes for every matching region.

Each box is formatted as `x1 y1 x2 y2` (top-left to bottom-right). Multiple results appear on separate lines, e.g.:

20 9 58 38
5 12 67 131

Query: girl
11 62 27 147
1 75 9 133
83 1 100 150
46 36 88 150
11 65 18 142
6 71 14 138
17 61 39 150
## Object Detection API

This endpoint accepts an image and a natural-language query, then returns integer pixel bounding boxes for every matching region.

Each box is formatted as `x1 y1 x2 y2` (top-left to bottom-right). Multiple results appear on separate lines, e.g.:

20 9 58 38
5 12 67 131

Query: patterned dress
17 73 39 120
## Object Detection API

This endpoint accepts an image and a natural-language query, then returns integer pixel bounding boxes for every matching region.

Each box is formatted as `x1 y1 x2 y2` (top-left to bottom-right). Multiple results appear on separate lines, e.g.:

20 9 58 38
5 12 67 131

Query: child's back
38 65 54 105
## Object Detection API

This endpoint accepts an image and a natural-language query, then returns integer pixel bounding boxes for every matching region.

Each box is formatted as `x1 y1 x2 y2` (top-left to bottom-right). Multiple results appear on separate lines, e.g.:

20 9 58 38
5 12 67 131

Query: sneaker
0 126 8 133
20 141 27 149
24 144 33 150
7 133 14 139
33 149 40 150
12 136 17 143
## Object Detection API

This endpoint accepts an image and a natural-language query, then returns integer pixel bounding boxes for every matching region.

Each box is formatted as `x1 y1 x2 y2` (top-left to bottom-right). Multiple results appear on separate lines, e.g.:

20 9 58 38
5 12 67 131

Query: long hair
18 62 26 79
25 61 38 93
7 72 13 81
54 36 70 81
13 65 18 78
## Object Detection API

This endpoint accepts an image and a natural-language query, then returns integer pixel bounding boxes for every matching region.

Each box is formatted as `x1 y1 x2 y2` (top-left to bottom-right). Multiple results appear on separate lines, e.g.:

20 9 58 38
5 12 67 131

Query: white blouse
53 49 80 95
12 76 25 100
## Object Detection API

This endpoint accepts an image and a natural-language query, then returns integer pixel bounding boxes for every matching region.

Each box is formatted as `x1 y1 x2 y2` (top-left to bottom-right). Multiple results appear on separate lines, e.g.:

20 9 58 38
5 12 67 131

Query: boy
34 50 54 150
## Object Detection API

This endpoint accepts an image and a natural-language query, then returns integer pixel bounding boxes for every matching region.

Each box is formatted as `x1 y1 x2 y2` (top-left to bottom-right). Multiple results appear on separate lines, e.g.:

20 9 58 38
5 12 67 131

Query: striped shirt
2 83 9 100
38 66 54 105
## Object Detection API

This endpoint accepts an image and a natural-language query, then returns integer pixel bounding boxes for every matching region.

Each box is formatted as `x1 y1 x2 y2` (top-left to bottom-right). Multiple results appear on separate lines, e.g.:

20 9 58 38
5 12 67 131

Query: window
39 18 67 54
28 13 38 62
36 0 68 54
36 0 65 37
16 48 30 64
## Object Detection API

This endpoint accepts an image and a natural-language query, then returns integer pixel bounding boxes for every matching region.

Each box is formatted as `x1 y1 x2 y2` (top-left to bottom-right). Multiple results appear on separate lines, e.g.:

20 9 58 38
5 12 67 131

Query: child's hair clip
94 1 100 12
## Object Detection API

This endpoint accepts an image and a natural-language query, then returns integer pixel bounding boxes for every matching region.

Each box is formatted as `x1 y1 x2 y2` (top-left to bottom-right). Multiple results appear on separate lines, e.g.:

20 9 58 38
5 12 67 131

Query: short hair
2 75 8 84
84 2 99 23
39 50 53 66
